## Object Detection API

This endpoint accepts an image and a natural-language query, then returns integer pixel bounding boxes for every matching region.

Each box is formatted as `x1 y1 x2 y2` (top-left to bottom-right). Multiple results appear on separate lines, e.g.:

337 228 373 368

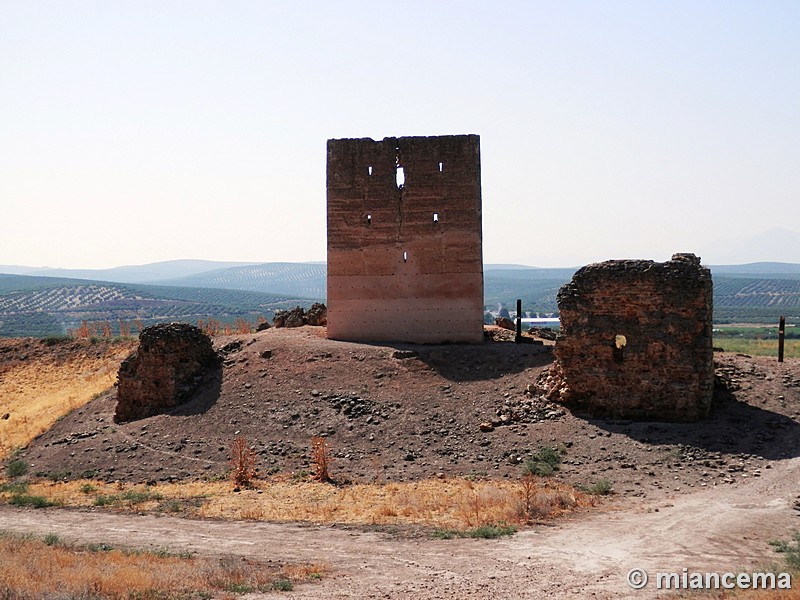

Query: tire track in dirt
1 457 797 599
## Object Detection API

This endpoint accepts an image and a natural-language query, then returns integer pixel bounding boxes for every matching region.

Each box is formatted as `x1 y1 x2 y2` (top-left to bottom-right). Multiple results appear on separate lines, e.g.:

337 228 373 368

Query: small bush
271 577 294 591
93 494 117 506
6 460 29 478
121 489 163 505
464 524 517 539
43 533 60 546
769 530 800 570
587 479 613 496
523 447 561 477
40 469 71 482
432 524 516 540
9 494 58 508
0 481 29 494
79 484 97 494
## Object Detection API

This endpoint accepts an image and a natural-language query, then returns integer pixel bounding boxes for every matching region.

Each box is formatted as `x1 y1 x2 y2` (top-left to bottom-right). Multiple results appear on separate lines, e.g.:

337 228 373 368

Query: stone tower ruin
326 135 484 344
540 253 714 422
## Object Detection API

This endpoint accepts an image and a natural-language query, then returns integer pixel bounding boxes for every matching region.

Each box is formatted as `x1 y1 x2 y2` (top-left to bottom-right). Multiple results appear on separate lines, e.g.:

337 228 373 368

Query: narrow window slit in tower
396 166 405 188
433 212 439 223
368 166 373 176
366 214 372 226
438 162 444 172
403 251 408 263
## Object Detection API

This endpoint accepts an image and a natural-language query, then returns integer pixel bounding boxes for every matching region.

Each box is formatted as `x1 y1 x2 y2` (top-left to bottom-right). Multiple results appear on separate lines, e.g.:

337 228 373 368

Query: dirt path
1 457 797 599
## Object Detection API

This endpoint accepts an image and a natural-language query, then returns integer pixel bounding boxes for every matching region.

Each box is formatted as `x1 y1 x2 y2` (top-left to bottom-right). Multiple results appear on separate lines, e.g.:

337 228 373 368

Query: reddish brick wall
326 135 484 343
540 253 714 421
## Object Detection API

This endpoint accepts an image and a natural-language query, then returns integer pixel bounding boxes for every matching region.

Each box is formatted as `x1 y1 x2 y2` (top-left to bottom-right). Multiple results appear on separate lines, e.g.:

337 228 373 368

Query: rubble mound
273 303 327 328
115 323 220 422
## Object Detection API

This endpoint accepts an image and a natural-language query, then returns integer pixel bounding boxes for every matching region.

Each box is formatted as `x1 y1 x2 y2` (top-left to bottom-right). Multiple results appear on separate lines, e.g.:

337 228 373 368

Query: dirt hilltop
10 326 799 500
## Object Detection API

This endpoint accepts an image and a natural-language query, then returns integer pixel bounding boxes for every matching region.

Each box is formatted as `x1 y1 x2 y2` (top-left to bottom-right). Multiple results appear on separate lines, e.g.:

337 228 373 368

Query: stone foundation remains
326 135 484 344
540 253 713 422
115 323 220 422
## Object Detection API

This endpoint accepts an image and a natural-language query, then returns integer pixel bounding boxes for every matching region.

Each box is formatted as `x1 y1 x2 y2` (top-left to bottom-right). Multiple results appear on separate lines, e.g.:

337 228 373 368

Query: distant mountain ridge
2 260 799 337
0 259 263 284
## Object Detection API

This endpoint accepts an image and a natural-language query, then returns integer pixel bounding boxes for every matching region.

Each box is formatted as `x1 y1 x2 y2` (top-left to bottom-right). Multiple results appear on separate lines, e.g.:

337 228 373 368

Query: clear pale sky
2 1 799 269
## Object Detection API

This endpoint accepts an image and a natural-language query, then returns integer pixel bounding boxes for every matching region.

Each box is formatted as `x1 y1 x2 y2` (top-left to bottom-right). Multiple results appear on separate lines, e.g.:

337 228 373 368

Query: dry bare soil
2 327 800 598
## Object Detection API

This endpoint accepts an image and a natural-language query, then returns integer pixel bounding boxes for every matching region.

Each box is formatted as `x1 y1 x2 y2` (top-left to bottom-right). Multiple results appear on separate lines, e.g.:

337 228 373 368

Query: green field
713 324 800 358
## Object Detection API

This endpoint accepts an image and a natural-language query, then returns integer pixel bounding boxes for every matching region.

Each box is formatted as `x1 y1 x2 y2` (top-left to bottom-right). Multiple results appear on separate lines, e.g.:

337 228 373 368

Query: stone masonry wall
540 253 714 422
326 135 484 344
115 323 220 422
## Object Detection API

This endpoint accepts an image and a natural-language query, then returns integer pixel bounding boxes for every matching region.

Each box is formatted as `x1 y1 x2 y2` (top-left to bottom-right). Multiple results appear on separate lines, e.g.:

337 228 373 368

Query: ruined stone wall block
327 135 484 344
115 323 220 422
544 253 713 422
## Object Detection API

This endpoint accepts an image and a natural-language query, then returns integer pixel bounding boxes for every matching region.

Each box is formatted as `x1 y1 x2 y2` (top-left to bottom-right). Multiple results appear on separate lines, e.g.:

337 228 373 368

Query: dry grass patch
0 530 325 598
0 338 135 459
5 476 593 530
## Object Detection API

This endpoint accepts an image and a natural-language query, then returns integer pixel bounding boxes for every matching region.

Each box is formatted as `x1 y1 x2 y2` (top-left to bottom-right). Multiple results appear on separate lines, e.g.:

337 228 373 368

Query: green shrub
464 524 517 539
769 530 800 570
523 447 561 477
0 481 29 494
432 529 457 540
40 470 71 482
43 533 60 546
121 489 162 504
587 479 613 496
9 494 58 508
432 524 517 540
79 484 97 494
93 494 117 506
271 578 294 592
6 460 29 478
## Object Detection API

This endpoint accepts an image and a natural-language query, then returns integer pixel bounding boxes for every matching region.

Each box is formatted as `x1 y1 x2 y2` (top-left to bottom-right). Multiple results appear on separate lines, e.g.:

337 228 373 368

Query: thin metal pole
515 299 522 344
778 316 785 363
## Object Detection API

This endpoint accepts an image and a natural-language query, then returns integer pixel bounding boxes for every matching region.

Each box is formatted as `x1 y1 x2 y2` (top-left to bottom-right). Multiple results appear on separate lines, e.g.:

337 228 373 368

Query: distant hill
154 263 328 298
708 262 800 279
0 274 319 338
0 260 263 284
3 260 800 336
704 228 800 265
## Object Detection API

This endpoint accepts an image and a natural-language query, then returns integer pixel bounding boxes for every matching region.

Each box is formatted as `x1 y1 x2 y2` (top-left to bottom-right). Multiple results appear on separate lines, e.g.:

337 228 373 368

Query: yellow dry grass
3 475 593 530
0 531 325 599
686 582 799 599
0 339 135 459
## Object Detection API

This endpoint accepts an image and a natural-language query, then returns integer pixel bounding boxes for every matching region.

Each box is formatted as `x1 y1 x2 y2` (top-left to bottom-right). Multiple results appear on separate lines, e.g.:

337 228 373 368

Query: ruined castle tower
326 135 484 344
541 253 714 422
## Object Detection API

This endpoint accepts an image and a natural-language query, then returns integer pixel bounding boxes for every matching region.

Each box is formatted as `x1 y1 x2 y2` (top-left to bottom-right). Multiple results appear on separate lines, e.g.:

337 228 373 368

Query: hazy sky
2 1 799 269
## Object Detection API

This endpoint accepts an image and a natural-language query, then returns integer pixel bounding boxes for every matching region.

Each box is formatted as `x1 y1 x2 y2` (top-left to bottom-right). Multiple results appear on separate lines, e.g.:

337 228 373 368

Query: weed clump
229 436 258 488
8 494 58 508
432 524 517 540
6 460 28 478
577 478 614 496
523 447 561 477
311 436 333 483
770 530 800 570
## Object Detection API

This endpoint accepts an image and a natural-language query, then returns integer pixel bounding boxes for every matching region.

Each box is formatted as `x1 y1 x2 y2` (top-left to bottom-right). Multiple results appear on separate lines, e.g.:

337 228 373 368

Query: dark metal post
515 299 522 344
778 316 785 363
